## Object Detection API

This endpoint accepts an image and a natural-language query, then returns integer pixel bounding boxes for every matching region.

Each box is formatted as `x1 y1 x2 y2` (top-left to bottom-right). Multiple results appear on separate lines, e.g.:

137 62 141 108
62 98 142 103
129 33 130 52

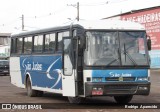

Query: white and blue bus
10 20 151 103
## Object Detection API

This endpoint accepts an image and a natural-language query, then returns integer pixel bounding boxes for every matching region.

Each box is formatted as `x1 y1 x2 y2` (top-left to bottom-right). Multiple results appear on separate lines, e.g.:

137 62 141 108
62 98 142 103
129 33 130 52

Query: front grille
105 85 137 94
107 85 136 89
106 77 135 81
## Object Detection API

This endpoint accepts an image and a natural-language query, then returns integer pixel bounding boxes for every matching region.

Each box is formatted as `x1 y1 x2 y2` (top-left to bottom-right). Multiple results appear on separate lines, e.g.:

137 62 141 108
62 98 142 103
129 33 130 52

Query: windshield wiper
106 58 120 66
105 44 138 66
122 44 137 66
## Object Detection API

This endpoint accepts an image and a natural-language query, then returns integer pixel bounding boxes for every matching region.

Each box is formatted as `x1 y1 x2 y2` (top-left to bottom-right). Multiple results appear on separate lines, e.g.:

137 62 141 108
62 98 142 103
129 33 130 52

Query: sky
0 0 159 33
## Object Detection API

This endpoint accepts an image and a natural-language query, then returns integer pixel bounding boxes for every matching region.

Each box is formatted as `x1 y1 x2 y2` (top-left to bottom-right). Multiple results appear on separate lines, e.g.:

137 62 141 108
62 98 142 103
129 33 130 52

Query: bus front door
62 37 76 97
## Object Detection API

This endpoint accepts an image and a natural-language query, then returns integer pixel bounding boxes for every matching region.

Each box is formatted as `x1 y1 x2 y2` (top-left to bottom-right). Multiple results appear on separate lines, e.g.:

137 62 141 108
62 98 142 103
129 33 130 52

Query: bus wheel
37 91 43 97
26 77 37 97
114 95 133 103
68 97 85 104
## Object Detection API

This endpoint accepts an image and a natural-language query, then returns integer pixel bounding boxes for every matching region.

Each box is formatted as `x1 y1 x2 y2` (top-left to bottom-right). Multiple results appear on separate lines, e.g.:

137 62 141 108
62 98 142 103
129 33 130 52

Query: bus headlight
137 77 148 81
92 77 103 82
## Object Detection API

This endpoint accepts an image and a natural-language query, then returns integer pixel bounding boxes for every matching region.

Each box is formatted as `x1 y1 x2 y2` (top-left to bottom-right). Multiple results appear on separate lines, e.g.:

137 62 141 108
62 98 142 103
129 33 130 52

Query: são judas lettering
109 72 132 77
25 62 42 71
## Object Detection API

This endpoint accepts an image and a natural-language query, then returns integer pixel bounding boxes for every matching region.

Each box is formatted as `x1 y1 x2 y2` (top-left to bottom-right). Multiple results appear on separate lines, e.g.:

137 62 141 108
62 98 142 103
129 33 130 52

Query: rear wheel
114 95 133 103
68 97 85 104
26 77 37 97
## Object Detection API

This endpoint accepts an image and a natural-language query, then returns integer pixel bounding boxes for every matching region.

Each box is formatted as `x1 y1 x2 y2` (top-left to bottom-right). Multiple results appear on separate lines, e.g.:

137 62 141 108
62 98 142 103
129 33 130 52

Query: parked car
0 60 9 75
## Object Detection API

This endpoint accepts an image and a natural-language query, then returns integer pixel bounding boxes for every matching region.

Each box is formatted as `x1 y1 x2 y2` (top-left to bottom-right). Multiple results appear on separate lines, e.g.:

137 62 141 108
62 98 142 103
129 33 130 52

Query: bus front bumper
85 82 150 97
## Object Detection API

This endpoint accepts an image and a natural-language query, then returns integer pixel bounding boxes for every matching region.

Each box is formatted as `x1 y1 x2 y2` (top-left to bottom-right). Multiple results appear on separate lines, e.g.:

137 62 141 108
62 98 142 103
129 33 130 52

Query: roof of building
0 33 11 37
104 5 160 19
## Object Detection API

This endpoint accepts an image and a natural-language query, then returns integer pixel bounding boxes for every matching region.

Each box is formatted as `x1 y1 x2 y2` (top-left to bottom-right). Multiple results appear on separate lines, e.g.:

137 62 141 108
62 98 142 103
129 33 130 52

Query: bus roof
11 20 145 37
73 20 145 30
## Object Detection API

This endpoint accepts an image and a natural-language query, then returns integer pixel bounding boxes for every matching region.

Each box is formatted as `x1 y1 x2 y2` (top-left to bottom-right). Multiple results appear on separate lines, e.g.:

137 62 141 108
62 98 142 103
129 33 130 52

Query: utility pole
77 2 79 21
21 14 24 31
67 2 80 21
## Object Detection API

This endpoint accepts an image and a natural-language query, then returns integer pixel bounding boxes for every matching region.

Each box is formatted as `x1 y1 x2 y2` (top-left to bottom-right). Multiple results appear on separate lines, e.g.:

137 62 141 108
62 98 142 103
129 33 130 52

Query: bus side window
34 35 43 53
11 39 15 54
45 33 55 53
57 33 63 52
57 31 69 52
24 37 32 54
16 38 23 54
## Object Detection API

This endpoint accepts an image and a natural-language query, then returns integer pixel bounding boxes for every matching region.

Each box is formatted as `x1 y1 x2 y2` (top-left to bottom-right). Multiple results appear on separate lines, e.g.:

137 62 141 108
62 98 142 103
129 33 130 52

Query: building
0 33 11 59
104 6 160 68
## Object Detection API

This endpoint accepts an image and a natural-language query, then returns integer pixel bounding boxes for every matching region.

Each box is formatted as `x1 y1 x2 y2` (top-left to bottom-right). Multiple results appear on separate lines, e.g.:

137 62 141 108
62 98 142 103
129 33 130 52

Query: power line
80 0 129 6
0 0 131 31
24 6 68 19
80 2 108 6
0 1 127 27
0 18 20 27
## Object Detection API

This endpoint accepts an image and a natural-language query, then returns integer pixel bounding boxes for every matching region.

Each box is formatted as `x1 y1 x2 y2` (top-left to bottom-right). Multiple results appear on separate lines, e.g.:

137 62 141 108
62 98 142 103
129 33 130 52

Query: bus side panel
10 57 25 88
19 55 63 91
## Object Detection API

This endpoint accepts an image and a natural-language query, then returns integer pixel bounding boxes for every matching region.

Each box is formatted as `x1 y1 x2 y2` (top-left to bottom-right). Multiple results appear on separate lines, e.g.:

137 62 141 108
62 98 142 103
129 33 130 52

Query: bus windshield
84 31 149 66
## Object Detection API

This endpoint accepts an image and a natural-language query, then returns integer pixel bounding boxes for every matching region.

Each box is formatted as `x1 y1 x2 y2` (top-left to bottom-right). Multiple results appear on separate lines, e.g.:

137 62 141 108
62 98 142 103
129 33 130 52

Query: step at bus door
62 37 76 97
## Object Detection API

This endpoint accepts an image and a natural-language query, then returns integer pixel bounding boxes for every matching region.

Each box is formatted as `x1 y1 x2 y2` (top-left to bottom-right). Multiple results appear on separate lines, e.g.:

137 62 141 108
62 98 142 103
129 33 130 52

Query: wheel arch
24 72 32 88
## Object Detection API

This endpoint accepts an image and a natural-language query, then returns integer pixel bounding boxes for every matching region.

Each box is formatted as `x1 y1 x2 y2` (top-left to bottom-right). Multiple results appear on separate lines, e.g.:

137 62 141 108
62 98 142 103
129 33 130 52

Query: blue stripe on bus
92 69 148 82
20 55 62 89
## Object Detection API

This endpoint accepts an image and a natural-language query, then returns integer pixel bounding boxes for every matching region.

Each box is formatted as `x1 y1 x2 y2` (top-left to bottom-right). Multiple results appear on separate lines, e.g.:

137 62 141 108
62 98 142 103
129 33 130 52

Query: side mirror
147 36 151 51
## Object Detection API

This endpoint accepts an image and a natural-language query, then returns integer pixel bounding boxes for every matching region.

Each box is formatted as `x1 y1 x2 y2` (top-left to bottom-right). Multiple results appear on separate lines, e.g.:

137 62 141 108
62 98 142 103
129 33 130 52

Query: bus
10 20 151 103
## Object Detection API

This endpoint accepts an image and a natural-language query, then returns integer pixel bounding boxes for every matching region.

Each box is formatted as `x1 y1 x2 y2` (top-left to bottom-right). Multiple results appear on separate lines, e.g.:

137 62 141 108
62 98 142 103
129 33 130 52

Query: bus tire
68 97 85 104
114 95 133 103
37 91 43 97
26 77 37 97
